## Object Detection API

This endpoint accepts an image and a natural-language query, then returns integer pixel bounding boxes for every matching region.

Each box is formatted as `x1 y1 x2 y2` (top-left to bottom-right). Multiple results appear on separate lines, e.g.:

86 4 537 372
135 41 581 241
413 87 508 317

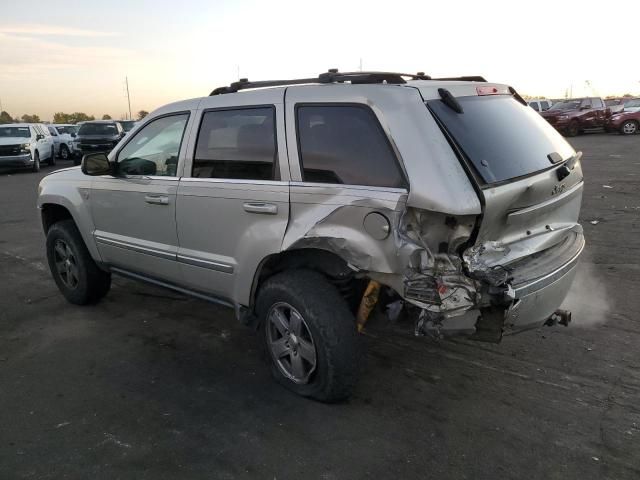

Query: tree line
0 110 150 125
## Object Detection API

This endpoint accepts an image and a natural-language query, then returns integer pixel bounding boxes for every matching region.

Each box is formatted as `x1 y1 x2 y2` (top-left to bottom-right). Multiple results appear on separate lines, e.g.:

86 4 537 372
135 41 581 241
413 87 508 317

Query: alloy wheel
53 239 79 289
266 302 317 384
622 121 638 135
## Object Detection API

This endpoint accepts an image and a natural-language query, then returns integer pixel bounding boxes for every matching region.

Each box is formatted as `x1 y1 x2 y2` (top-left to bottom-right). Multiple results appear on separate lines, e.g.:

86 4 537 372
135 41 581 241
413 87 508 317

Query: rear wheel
46 219 111 305
565 121 579 137
621 120 638 135
257 270 361 402
32 150 40 172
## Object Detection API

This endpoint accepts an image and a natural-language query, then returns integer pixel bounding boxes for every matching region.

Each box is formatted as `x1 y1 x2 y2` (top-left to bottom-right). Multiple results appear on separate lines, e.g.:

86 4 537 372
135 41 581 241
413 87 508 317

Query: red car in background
540 97 610 137
606 99 640 135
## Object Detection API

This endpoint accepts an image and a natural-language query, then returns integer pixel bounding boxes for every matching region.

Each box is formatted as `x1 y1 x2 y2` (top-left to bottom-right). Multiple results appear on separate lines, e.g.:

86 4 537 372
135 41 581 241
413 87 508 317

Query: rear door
176 89 289 305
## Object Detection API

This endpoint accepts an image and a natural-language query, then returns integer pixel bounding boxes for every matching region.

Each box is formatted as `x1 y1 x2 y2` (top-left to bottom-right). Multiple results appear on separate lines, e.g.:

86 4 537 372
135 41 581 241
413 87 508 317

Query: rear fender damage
281 202 515 340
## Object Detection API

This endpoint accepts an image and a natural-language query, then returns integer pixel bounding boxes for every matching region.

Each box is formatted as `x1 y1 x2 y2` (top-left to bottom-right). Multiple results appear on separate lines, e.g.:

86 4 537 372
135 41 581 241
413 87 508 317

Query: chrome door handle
144 194 169 205
243 202 278 214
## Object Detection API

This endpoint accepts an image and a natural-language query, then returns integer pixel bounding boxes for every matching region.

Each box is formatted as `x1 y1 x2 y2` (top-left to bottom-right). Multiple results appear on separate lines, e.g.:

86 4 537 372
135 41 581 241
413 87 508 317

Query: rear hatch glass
427 95 575 184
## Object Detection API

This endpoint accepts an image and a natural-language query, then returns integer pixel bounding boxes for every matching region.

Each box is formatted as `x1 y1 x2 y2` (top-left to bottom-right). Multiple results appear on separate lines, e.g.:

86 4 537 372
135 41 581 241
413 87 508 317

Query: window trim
114 111 191 178
293 102 409 189
192 104 280 181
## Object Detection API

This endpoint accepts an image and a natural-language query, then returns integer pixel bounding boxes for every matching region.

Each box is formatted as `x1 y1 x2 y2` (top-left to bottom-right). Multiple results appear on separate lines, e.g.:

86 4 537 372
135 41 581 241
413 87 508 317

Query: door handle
243 202 278 214
144 194 169 205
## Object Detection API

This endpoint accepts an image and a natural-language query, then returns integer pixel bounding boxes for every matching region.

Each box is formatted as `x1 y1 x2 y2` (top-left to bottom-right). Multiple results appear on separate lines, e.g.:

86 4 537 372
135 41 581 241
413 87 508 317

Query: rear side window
428 95 575 184
296 105 405 188
592 98 603 109
193 107 278 180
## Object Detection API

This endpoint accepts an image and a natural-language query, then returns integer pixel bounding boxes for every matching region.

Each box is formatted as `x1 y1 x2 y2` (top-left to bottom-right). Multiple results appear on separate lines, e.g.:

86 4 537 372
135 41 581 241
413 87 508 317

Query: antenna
125 76 132 120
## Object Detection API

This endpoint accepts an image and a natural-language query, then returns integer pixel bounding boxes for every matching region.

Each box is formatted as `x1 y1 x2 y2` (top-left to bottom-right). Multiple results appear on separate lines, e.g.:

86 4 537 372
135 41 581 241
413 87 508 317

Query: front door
176 90 290 305
90 113 191 283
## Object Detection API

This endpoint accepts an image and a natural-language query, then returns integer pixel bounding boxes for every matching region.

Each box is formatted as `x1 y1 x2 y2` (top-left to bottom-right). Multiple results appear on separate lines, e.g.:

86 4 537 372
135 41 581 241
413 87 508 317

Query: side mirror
71 133 77 138
36 134 44 141
81 152 113 176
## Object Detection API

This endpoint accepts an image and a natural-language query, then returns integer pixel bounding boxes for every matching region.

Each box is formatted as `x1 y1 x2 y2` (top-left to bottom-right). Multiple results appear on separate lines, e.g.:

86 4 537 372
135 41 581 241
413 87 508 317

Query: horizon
1 0 639 121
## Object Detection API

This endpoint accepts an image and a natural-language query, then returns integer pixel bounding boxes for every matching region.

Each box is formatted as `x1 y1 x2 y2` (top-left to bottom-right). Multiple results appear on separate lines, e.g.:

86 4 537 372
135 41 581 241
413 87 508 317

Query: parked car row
0 120 138 172
538 96 640 136
0 123 57 171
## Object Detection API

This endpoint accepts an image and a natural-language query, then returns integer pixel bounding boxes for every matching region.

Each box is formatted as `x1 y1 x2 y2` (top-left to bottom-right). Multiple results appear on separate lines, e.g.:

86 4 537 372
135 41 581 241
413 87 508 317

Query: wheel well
41 203 73 233
249 248 366 315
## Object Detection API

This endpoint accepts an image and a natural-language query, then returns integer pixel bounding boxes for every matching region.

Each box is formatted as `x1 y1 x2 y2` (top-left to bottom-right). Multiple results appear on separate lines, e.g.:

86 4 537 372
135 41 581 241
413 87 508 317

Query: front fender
37 170 101 262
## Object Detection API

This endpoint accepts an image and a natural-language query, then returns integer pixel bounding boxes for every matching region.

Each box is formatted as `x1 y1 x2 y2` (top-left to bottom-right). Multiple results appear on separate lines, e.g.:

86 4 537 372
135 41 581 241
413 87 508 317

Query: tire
32 150 40 172
256 270 361 402
46 219 111 305
621 120 638 135
59 144 70 160
48 146 56 166
565 121 579 137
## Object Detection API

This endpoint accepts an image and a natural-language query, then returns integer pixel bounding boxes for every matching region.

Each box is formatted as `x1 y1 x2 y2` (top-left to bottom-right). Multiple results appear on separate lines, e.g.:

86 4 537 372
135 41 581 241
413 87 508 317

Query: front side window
296 105 405 188
541 101 550 110
48 126 58 136
529 102 540 111
193 107 277 180
580 99 592 109
592 98 604 109
117 114 189 177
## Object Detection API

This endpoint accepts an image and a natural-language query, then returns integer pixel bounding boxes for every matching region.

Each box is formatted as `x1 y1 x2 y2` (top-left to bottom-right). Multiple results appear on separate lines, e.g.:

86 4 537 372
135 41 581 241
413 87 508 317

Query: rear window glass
427 95 575 184
78 123 118 136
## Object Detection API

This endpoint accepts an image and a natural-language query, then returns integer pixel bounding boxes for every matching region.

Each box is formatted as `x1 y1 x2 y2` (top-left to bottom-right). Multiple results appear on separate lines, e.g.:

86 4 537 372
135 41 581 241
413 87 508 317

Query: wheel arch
244 248 361 322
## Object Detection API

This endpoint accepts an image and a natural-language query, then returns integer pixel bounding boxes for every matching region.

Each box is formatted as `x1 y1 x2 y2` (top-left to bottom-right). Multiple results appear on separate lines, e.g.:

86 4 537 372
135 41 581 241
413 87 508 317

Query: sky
1 0 638 121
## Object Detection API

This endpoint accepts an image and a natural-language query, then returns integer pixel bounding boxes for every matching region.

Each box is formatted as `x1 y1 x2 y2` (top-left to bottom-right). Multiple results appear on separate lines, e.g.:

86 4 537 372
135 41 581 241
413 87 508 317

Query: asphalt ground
0 133 639 479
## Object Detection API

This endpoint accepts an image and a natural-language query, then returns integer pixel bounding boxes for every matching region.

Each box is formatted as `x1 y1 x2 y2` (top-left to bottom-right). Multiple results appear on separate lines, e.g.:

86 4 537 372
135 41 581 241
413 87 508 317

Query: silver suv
37 71 585 401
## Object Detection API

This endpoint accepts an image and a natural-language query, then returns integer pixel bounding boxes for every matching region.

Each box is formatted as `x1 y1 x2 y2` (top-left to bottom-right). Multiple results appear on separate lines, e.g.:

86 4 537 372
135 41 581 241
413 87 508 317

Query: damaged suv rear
38 70 584 402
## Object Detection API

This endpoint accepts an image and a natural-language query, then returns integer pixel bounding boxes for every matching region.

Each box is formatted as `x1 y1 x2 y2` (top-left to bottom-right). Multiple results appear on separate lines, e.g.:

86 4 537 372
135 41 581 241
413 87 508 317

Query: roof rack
431 76 487 82
209 69 433 95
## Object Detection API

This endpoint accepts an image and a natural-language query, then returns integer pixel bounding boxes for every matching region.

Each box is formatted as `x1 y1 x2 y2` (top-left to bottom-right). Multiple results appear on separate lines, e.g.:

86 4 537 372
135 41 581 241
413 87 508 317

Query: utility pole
359 58 363 72
125 76 132 120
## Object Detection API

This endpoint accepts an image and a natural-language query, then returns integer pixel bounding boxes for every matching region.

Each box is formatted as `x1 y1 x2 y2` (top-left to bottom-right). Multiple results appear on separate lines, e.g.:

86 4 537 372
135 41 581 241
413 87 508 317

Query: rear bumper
0 153 33 167
504 231 585 332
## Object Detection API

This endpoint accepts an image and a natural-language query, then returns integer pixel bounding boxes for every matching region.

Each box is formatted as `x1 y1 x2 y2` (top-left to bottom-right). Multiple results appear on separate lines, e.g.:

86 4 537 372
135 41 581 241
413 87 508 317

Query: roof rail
432 76 487 82
209 69 433 95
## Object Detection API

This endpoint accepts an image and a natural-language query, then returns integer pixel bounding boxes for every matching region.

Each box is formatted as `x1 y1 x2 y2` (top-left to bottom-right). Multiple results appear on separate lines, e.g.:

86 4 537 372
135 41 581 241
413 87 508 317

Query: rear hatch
423 89 584 280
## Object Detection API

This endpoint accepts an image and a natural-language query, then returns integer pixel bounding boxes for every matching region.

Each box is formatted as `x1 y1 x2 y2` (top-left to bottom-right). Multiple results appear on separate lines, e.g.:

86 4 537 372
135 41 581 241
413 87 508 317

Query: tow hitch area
545 309 572 327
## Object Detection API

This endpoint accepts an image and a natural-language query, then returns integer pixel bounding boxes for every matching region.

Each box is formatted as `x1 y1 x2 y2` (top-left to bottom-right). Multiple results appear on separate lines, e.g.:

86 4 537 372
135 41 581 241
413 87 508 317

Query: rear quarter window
296 104 406 188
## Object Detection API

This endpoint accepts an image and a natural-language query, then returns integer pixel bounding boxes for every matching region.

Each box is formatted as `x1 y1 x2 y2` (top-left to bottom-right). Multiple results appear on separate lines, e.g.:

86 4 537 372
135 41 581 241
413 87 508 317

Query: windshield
427 95 575 184
119 121 135 132
54 126 76 135
0 126 30 138
78 123 118 136
549 100 582 111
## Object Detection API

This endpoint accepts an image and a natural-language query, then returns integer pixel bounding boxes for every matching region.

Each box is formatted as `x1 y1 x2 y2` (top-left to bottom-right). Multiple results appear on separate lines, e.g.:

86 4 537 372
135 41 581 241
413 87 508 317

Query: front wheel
59 144 70 160
32 150 40 172
46 219 111 305
565 121 580 137
621 120 638 135
257 270 361 402
48 146 56 166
